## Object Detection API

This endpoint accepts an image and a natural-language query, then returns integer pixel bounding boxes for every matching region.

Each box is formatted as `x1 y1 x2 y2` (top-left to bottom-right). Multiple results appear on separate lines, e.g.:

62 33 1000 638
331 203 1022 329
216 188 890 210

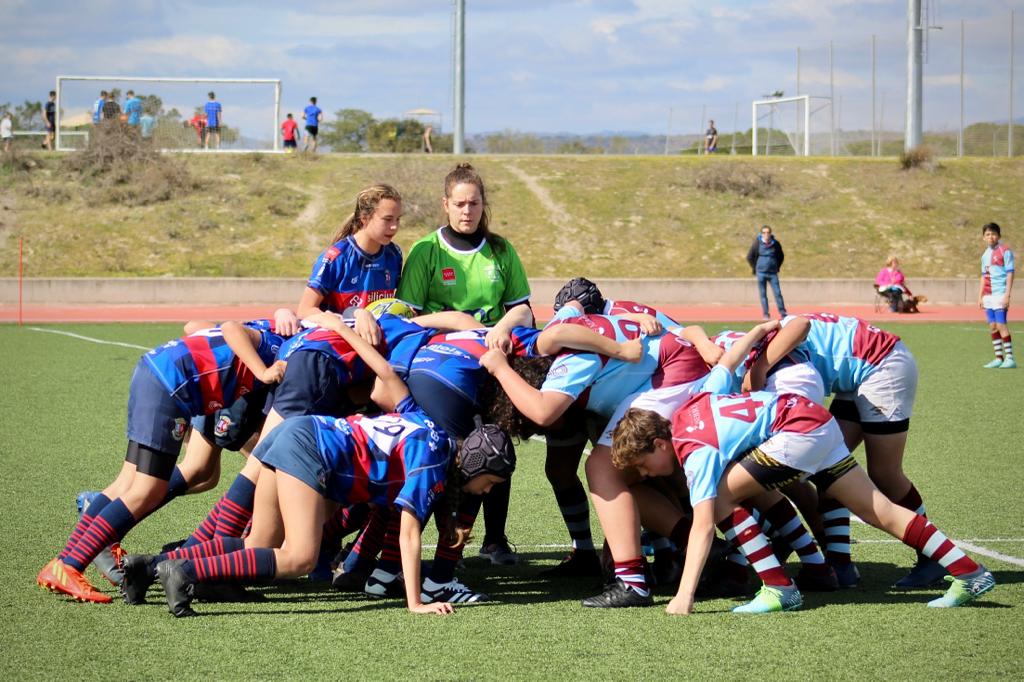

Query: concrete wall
1 276 1010 306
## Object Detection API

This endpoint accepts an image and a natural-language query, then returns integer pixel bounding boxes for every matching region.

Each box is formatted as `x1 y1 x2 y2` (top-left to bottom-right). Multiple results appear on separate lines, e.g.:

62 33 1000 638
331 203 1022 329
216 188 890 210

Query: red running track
0 303 986 324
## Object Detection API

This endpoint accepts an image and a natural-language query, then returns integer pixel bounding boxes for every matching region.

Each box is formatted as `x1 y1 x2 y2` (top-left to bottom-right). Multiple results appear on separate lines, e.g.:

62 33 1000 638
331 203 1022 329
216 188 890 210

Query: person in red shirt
187 112 206 147
281 113 299 151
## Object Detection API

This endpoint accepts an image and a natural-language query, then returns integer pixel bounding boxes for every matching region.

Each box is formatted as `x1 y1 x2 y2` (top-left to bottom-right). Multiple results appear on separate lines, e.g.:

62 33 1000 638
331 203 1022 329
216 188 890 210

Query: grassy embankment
1 152 1021 280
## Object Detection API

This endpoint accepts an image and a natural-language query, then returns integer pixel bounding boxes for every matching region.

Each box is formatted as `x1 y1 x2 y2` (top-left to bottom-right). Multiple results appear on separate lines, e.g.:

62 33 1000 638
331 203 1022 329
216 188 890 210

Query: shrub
695 163 775 197
899 145 937 171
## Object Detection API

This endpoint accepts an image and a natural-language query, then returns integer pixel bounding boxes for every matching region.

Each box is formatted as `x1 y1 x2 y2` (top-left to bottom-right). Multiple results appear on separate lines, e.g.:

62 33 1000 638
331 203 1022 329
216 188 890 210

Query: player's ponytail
331 183 403 244
438 451 472 547
443 163 506 254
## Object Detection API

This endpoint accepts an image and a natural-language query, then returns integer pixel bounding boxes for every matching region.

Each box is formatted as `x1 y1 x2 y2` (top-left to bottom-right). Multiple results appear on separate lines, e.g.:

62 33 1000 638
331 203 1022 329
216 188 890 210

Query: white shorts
758 419 850 474
596 372 720 447
982 293 1009 310
766 362 826 405
834 342 917 423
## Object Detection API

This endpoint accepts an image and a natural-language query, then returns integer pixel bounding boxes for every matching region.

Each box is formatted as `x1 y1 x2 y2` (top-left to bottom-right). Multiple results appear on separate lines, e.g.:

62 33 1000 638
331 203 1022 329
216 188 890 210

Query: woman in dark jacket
746 224 788 319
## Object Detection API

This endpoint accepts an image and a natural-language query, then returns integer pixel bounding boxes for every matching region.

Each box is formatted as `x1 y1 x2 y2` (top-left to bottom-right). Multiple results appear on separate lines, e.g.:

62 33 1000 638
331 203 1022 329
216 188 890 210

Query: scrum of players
36 188 996 618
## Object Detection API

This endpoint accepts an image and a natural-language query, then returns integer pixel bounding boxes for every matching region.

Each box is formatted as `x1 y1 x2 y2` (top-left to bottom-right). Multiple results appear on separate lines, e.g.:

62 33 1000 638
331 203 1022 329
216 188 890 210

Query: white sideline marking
28 327 149 351
954 541 1024 568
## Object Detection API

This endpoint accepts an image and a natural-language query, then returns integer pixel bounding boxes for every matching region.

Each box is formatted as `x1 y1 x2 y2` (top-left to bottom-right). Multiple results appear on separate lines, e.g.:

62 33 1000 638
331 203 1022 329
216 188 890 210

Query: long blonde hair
330 184 403 243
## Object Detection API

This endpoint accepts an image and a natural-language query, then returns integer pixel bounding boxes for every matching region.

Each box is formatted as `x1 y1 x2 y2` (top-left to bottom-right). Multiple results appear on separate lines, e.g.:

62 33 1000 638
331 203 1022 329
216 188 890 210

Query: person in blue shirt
123 90 143 128
92 90 107 125
746 224 787 320
204 91 222 149
303 96 323 152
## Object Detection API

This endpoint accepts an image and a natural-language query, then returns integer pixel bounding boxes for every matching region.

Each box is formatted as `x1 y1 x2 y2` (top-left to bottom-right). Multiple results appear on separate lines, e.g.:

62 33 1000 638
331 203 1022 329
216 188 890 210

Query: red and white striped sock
1002 335 1013 359
902 515 979 577
991 332 1004 359
718 507 792 587
613 557 650 596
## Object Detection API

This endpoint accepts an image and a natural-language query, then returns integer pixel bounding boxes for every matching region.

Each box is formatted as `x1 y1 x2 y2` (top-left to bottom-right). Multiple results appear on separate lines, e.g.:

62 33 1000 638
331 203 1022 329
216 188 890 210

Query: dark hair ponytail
443 163 506 254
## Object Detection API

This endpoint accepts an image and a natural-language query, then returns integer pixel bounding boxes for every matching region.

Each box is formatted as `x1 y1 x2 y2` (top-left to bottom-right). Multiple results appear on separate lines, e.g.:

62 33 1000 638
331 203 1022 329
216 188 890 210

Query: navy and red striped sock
63 499 136 571
212 474 257 538
373 512 403 576
160 467 189 505
185 547 278 583
342 506 389 573
429 508 477 584
164 536 246 562
58 493 112 562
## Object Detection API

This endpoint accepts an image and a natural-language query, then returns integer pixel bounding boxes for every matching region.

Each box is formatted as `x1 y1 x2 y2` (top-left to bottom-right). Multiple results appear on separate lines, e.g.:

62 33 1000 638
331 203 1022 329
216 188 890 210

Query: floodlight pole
54 77 62 151
1009 9 1015 157
453 0 466 155
872 35 877 157
274 81 282 152
959 20 964 157
906 0 923 151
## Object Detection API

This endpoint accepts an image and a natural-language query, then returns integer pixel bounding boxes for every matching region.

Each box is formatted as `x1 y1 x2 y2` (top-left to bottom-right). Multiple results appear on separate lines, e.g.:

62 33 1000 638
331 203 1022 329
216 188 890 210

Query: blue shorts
985 307 1009 324
191 389 268 451
266 350 356 418
407 372 476 439
126 359 190 455
254 416 339 502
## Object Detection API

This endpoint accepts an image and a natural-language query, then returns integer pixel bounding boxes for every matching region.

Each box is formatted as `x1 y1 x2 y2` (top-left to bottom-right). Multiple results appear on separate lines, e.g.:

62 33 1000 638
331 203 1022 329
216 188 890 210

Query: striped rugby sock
188 547 277 582
819 497 852 567
763 498 827 568
63 499 136 572
991 332 1004 359
902 515 979 577
718 506 791 587
612 557 650 596
553 483 594 552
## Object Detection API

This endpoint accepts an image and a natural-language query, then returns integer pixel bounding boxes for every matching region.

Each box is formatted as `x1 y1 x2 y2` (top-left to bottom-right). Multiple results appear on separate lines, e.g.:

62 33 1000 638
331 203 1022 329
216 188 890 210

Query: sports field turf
1 321 1021 680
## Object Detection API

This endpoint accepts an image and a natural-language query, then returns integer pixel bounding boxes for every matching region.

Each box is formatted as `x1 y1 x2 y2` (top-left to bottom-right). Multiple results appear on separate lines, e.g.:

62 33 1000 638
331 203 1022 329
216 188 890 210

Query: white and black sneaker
364 569 405 599
421 577 489 604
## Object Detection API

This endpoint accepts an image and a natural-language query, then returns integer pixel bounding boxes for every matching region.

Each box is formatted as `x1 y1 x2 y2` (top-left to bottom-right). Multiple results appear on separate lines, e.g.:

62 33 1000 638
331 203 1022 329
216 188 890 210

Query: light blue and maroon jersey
982 242 1015 297
785 313 899 394
307 237 403 313
408 326 541 405
279 313 435 383
672 391 832 505
540 308 706 417
711 328 806 386
604 299 680 330
310 397 453 521
143 320 285 416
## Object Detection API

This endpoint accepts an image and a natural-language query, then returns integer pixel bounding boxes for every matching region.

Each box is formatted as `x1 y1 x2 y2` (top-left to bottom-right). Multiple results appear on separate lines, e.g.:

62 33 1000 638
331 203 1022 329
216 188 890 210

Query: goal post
55 76 282 152
752 95 809 156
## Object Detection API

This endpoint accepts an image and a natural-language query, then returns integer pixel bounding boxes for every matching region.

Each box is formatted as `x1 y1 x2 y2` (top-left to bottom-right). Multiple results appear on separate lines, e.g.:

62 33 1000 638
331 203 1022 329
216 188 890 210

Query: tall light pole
453 0 466 154
905 0 923 151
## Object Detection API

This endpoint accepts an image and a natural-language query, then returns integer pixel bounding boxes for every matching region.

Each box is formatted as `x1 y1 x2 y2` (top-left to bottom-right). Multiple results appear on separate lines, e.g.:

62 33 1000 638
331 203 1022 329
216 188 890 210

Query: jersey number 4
718 397 764 423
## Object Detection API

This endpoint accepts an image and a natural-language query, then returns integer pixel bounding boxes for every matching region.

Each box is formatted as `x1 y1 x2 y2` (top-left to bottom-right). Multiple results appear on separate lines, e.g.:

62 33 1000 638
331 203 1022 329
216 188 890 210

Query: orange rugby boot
37 558 113 604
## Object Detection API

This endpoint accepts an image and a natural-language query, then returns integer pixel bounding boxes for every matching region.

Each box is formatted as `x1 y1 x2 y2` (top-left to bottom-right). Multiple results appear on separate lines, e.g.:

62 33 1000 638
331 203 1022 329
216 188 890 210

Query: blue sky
2 0 1021 138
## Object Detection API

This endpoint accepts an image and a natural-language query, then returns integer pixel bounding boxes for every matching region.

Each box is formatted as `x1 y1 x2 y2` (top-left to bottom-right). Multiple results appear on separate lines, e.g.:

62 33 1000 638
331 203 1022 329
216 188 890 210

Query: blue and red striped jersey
307 236 402 313
310 397 453 522
143 320 285 416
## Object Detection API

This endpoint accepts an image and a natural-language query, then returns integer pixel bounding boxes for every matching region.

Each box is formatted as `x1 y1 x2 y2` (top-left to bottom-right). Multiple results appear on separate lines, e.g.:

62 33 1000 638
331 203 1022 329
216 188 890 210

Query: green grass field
1 321 1022 680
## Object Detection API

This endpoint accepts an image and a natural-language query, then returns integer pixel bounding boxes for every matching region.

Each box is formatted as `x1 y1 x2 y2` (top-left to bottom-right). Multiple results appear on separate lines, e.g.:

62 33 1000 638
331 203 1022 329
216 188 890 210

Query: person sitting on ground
875 256 916 313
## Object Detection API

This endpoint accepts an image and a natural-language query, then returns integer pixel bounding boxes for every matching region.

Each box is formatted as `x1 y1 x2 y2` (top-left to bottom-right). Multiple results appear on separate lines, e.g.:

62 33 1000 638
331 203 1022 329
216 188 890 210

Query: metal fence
665 9 1021 157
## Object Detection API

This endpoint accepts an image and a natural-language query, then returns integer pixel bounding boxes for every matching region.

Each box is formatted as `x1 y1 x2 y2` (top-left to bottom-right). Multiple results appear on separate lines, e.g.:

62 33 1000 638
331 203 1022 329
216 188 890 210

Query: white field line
28 327 149 351
954 541 1024 568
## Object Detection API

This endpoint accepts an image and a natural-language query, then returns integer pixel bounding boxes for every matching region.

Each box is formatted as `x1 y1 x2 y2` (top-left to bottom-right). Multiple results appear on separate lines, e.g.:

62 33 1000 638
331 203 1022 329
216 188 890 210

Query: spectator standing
1 111 12 153
43 91 56 150
92 90 107 125
704 119 718 154
423 125 433 153
123 90 143 130
188 110 206 147
746 224 788 319
139 108 156 141
281 113 299 152
303 96 322 152
204 92 222 149
101 92 121 121
979 222 1015 369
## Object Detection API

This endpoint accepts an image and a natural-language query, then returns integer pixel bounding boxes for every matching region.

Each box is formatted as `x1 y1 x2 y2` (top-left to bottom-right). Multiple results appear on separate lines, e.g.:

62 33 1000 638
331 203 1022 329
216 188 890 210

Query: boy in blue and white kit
204 91 222 149
303 96 323 152
979 222 1015 368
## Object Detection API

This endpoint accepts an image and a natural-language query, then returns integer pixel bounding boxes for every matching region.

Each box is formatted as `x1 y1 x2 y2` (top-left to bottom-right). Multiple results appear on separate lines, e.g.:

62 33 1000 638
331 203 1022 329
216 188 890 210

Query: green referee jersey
397 228 531 327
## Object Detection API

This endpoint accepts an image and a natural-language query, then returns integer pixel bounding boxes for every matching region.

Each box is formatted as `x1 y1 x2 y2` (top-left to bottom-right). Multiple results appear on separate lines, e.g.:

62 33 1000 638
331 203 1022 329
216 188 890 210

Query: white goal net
55 76 282 152
752 95 835 156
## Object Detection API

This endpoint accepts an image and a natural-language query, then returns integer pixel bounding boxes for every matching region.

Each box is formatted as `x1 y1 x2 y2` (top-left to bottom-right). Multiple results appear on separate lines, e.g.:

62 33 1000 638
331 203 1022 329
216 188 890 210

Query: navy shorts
267 351 356 419
254 416 340 502
305 125 318 137
126 359 190 455
407 373 477 439
192 389 268 451
284 139 297 148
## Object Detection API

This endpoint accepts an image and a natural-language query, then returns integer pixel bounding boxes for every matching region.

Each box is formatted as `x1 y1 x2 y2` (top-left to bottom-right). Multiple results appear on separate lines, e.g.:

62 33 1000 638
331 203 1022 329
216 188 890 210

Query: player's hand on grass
410 602 454 615
273 308 299 337
479 348 509 374
617 338 644 363
353 308 381 346
261 360 288 384
485 327 513 353
665 596 694 615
